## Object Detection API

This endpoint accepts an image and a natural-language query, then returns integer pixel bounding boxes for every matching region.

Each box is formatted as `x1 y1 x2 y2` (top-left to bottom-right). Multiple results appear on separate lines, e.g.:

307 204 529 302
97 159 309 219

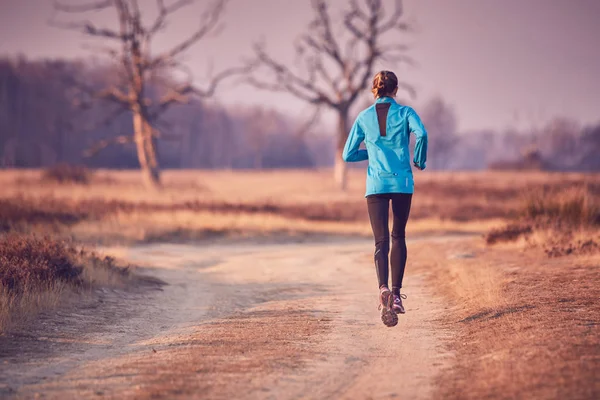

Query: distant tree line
411 97 600 172
0 57 321 170
1 56 597 173
449 118 600 172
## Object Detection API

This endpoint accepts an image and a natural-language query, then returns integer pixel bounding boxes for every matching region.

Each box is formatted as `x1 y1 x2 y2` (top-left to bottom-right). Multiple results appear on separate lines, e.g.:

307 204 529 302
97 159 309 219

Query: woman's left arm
342 119 368 162
408 108 428 170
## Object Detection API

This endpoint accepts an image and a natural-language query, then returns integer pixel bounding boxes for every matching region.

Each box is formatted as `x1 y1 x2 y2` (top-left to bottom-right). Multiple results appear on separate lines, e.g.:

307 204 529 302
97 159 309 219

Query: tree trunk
132 106 161 189
334 110 349 190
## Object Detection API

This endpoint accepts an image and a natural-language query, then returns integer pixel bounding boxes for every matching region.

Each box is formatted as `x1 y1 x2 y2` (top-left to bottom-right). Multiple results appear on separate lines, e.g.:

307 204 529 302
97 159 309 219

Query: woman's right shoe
379 288 398 327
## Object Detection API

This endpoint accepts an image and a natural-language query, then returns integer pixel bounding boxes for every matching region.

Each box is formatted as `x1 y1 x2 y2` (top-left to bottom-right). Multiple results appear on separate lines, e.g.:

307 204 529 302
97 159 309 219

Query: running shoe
378 288 398 327
392 293 407 314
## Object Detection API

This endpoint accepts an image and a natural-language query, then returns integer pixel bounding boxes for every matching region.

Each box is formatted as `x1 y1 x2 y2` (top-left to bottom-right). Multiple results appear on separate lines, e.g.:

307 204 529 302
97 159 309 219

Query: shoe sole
381 292 398 327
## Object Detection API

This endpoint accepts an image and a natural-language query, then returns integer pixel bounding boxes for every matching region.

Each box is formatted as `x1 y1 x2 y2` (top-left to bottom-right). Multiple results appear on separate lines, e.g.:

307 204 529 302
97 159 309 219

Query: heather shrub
0 234 130 333
522 185 600 229
0 234 128 293
0 197 89 233
0 234 83 292
42 163 92 184
486 183 600 255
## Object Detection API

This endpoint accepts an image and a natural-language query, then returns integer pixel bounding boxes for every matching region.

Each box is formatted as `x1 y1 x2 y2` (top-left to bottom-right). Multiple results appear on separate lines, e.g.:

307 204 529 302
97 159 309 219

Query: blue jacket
342 97 428 196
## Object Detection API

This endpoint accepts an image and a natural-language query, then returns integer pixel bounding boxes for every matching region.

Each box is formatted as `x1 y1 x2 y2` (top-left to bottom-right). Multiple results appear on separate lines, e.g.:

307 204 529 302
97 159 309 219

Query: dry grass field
0 168 598 399
1 168 598 244
408 239 599 399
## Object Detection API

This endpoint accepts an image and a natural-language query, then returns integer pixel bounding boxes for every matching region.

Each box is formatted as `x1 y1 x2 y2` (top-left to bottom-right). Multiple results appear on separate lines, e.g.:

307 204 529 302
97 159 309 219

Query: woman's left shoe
392 293 407 314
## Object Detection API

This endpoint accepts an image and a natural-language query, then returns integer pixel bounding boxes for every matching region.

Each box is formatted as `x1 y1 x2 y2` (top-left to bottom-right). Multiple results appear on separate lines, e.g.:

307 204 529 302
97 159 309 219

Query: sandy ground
0 238 457 399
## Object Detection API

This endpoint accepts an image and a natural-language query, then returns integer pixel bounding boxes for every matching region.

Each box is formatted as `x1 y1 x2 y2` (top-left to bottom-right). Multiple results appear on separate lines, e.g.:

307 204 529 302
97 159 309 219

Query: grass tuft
0 234 83 291
522 185 600 228
0 197 89 233
0 234 129 333
486 184 600 255
42 163 92 185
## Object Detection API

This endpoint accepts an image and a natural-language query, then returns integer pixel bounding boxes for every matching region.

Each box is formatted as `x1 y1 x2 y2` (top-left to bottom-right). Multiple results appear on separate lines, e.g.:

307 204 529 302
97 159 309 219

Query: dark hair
371 71 398 98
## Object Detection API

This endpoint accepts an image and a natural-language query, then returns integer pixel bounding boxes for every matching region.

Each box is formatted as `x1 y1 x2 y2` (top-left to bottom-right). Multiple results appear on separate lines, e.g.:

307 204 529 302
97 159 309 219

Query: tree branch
192 65 251 98
84 135 133 157
249 0 411 113
62 72 132 111
49 18 133 41
97 86 131 105
345 0 390 104
80 43 121 60
249 43 336 107
309 54 342 100
50 0 134 41
53 0 112 13
149 84 193 120
150 0 194 33
378 0 407 32
306 0 345 70
148 63 250 120
82 105 130 133
150 0 226 68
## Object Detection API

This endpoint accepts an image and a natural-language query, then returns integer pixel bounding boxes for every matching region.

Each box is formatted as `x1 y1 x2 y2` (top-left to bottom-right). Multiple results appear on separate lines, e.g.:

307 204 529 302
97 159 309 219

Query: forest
1 57 598 174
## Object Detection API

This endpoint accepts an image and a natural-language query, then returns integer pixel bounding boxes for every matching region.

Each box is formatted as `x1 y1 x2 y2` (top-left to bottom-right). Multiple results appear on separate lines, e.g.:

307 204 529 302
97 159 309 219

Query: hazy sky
1 0 599 132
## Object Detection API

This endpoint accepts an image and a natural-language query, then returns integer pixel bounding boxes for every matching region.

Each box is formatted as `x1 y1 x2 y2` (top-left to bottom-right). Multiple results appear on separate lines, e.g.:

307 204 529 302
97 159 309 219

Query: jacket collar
375 96 396 104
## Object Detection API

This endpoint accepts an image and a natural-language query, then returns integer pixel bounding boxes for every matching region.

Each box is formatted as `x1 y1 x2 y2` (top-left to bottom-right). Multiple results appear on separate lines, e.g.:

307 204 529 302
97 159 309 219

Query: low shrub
522 185 600 229
42 163 92 184
0 234 82 292
0 233 130 333
485 184 600 255
0 234 127 293
0 197 89 233
485 223 533 245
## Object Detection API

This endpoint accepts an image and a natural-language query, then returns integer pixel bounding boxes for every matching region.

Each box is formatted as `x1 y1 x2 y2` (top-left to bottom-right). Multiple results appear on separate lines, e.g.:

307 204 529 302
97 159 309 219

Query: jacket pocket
378 171 399 178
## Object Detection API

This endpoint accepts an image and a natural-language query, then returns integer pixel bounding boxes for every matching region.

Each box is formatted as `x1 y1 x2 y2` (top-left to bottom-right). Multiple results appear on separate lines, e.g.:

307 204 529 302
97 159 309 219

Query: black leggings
367 193 412 294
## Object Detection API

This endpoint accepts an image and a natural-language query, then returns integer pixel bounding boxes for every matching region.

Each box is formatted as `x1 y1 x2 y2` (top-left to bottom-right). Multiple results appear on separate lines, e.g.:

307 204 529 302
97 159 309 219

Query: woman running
342 70 428 327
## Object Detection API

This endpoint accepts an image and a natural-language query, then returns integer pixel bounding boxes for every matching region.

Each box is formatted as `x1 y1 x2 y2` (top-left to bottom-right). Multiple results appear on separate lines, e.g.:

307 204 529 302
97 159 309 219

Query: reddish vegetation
0 197 88 233
0 234 127 293
2 180 598 236
0 235 82 291
486 223 533 245
41 164 92 185
485 183 600 256
0 195 366 229
544 237 600 258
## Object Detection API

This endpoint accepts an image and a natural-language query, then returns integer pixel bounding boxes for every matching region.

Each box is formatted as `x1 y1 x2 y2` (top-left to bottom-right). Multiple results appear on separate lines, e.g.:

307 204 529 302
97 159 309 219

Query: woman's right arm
408 108 428 170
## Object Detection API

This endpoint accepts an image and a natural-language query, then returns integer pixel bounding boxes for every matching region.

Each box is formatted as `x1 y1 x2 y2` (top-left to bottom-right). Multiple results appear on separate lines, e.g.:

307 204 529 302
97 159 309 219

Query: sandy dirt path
0 238 455 399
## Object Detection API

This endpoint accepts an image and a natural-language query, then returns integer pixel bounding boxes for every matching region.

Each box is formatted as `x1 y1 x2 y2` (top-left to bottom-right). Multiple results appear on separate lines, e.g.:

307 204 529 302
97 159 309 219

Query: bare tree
51 0 235 188
247 0 413 189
